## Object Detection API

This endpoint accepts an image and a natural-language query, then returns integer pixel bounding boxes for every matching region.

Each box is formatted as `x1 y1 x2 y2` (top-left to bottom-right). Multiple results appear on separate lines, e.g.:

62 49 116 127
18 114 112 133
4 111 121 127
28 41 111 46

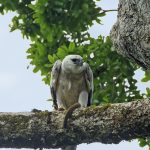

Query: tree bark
110 0 150 70
0 99 150 149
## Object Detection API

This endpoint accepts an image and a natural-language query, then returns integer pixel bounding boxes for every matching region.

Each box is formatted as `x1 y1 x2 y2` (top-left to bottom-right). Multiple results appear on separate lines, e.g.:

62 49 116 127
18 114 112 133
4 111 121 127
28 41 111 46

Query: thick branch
110 0 150 70
0 99 150 149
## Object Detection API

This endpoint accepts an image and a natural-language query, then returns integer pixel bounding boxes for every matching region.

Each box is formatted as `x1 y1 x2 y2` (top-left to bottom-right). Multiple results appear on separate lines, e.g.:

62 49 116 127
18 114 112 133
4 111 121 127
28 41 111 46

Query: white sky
0 0 149 149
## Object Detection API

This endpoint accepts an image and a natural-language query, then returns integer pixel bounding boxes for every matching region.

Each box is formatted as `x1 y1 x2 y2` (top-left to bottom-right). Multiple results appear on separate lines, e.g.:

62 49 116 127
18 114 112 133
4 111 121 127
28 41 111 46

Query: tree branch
110 0 150 70
0 99 150 149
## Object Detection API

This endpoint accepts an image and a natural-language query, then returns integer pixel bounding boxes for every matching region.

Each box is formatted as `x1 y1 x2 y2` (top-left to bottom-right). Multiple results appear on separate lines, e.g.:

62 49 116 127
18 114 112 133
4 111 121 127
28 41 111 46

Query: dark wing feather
50 60 62 110
84 63 93 106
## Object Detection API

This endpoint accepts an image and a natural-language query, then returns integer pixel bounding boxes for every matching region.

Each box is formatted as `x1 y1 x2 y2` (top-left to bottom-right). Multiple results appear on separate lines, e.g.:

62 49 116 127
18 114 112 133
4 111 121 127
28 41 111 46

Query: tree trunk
110 0 150 70
0 99 150 149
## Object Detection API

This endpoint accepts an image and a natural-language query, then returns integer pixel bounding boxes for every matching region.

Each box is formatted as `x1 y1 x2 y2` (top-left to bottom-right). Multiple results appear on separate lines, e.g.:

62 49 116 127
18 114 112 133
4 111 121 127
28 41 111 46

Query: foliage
139 138 150 149
139 71 150 149
0 0 144 104
142 72 150 82
143 73 150 98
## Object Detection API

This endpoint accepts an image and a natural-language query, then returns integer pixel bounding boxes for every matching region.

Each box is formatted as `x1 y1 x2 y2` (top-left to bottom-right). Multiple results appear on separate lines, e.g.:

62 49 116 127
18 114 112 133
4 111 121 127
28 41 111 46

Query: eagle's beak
77 59 83 66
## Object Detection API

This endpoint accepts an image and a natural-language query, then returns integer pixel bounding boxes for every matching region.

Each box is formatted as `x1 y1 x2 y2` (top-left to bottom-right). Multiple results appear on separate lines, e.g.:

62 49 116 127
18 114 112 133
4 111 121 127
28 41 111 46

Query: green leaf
98 12 106 17
139 138 148 147
141 72 150 82
146 88 150 97
33 66 39 73
82 4 89 13
48 55 54 63
68 42 75 52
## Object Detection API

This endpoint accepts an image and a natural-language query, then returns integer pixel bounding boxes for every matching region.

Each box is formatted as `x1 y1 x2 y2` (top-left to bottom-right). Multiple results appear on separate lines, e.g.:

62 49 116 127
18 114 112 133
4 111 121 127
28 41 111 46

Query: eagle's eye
71 58 78 63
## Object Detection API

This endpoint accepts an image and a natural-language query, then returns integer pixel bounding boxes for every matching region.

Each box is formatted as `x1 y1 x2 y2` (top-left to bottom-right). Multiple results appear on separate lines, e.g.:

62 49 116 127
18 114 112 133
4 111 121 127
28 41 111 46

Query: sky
0 0 149 150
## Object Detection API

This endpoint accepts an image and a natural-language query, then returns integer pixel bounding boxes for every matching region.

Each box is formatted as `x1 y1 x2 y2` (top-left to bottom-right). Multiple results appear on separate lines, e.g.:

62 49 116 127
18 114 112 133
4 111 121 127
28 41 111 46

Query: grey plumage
50 55 93 150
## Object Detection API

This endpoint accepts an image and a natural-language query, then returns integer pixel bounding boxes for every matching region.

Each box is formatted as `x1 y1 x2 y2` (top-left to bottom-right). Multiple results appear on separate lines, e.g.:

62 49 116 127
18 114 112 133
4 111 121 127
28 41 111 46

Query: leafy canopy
0 0 146 105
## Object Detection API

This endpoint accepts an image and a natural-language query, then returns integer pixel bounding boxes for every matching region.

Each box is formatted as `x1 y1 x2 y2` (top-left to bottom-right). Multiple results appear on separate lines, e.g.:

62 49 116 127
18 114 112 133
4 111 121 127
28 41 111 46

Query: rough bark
0 99 150 149
110 0 150 70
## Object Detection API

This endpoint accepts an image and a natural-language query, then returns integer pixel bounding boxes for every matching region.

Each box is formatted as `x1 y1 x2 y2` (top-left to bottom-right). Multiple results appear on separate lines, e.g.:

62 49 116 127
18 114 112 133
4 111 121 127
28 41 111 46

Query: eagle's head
62 55 84 74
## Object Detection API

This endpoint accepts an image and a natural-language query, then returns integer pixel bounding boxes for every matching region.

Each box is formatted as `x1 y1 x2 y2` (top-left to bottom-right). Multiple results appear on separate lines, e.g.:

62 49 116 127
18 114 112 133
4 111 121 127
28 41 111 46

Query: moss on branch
0 99 150 149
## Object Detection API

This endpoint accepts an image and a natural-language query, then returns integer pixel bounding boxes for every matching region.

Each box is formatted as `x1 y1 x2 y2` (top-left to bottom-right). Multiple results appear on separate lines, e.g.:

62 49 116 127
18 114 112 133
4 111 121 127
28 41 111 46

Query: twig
101 9 118 13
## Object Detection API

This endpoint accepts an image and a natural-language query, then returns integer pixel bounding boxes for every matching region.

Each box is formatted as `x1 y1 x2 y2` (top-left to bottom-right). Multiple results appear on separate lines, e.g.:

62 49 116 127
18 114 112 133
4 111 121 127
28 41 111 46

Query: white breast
56 72 87 109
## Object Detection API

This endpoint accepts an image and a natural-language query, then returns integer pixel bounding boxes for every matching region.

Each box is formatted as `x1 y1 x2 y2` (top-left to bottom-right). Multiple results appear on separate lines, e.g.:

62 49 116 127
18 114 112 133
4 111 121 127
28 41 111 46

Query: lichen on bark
0 99 150 149
110 0 150 70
